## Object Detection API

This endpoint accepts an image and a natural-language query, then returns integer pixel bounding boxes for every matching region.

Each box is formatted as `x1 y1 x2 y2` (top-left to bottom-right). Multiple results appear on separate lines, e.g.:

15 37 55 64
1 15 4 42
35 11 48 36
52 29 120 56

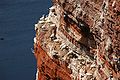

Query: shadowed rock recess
34 0 120 80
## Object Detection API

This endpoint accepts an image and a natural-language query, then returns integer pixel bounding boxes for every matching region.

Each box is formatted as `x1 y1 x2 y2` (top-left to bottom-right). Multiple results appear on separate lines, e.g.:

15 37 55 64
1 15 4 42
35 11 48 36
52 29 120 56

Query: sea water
0 0 51 80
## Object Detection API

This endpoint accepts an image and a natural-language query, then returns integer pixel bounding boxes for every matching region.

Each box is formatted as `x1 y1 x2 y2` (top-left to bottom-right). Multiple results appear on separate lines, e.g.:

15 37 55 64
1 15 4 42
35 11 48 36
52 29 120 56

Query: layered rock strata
34 0 120 80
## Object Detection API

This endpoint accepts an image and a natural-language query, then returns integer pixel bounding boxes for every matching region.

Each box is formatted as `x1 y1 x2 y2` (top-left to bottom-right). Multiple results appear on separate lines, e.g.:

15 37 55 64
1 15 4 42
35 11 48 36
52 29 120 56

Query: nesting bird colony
34 0 120 80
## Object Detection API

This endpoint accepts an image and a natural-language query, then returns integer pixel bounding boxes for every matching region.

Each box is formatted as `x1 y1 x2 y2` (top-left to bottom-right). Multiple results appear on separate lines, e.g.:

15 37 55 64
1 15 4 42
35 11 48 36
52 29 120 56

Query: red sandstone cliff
34 0 120 80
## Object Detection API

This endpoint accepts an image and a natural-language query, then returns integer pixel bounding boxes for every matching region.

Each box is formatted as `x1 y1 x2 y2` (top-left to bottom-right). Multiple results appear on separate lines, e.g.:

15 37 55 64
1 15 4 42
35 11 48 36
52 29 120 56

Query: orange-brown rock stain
34 42 71 80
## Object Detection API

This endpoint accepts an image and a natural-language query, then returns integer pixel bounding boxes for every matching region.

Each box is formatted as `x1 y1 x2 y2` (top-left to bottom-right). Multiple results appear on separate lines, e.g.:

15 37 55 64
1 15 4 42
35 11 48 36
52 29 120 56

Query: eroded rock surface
34 0 120 80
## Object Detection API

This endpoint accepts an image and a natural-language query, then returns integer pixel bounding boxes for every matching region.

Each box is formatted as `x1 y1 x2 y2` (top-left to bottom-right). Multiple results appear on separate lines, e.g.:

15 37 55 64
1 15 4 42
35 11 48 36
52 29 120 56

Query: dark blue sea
0 0 51 80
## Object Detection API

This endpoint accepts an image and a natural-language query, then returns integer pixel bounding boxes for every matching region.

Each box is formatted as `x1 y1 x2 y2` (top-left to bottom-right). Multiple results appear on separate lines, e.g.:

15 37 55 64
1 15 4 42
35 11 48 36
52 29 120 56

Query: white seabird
49 6 56 10
35 24 38 30
34 37 37 43
38 20 45 24
40 15 45 20
50 24 55 27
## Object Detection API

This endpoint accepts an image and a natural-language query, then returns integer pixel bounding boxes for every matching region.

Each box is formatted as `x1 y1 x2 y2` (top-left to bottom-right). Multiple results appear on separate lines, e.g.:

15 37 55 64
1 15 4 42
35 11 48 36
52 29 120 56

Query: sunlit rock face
34 0 120 80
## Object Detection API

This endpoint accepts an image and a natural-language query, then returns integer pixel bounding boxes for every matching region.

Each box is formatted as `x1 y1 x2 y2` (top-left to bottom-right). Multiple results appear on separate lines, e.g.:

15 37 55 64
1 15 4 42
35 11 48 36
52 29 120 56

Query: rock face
34 0 120 80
